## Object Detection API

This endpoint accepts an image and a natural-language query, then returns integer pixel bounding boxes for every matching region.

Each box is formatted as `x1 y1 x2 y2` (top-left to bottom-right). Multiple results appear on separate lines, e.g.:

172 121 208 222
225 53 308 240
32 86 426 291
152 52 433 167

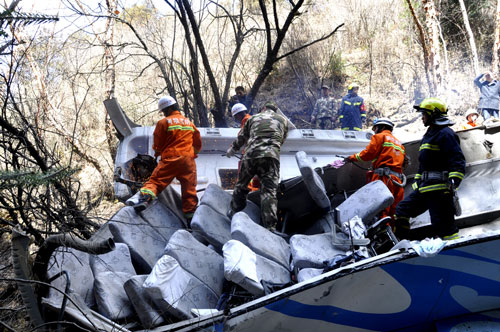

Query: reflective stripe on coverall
141 111 202 215
348 129 405 219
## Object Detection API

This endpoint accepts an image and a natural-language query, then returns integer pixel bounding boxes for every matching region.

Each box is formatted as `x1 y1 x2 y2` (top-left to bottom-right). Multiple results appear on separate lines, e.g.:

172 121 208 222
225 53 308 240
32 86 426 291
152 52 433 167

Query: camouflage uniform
228 109 289 228
311 97 336 129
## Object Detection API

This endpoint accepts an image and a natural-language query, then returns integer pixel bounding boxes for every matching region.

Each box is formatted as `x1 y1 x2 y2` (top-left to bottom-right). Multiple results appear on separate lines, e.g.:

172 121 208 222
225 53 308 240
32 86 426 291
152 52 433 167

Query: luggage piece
231 212 291 270
164 230 225 297
295 151 331 212
94 271 135 320
46 247 95 308
200 184 261 224
290 233 349 269
336 180 394 227
144 255 219 321
223 240 291 296
124 275 165 329
190 204 231 252
89 242 136 276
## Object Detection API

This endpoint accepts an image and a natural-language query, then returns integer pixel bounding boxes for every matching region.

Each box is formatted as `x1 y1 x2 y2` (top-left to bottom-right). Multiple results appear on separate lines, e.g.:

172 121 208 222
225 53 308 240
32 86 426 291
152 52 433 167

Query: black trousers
395 189 458 238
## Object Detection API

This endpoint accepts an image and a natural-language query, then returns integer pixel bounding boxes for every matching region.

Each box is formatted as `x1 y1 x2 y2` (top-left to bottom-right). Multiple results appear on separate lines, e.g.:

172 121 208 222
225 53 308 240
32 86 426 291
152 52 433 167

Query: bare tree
458 0 479 74
405 0 433 95
0 13 98 243
493 0 500 73
248 0 343 107
405 0 447 95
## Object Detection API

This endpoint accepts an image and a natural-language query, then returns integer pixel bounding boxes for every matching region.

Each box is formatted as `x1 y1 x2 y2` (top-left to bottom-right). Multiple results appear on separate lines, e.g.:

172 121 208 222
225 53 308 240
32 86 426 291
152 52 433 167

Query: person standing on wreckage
344 117 406 225
231 103 260 191
393 98 465 241
226 101 289 231
134 96 202 224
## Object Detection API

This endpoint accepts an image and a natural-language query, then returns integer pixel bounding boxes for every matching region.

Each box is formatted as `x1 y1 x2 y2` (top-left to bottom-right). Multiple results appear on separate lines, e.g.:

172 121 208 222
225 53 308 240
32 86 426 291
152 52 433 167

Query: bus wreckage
11 98 500 332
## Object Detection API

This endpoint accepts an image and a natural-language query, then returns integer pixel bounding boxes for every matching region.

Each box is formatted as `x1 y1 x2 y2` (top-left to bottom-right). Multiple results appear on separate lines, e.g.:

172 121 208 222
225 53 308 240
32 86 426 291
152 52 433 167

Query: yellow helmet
413 97 447 117
348 82 360 91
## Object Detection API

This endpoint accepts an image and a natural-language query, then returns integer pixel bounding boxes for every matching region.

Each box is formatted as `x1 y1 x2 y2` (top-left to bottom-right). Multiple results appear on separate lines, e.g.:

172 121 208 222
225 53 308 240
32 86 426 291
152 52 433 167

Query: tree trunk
104 0 118 165
458 0 479 75
422 0 442 95
180 0 223 127
492 0 500 74
405 0 434 96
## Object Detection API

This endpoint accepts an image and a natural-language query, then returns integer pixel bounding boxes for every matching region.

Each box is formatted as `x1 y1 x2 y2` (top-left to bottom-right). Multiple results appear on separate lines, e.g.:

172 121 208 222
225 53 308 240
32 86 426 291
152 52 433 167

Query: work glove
226 147 235 158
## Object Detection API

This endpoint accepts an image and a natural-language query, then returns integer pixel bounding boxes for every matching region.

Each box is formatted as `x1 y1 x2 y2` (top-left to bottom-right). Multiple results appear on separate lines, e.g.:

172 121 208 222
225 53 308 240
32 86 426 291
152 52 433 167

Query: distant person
460 109 479 130
226 101 288 230
474 71 500 121
228 86 250 114
310 85 336 129
135 96 202 224
394 98 465 241
345 118 406 220
339 83 366 131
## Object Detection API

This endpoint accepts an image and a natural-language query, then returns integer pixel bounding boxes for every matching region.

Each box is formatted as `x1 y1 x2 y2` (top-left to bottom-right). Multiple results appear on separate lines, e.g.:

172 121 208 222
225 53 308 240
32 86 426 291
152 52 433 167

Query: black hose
33 233 115 299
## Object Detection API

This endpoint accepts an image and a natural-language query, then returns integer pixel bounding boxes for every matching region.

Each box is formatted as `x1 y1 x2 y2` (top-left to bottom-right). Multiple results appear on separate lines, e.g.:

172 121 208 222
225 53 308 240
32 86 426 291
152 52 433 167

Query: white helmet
231 103 247 117
372 117 394 130
158 96 176 111
465 108 479 120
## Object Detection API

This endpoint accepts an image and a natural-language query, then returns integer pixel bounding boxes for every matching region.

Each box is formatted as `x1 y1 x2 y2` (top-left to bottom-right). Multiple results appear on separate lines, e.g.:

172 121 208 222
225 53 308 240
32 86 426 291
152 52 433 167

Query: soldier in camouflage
311 85 336 129
226 101 289 229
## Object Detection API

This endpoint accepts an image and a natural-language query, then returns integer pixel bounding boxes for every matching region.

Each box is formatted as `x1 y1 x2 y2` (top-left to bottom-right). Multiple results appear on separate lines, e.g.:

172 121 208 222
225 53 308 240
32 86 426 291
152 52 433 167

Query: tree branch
276 23 344 61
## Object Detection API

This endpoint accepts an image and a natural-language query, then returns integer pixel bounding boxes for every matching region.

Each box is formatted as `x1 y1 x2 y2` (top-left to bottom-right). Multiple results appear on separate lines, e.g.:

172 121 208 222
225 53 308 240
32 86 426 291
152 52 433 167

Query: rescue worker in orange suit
345 118 406 221
460 109 479 130
232 103 251 128
135 96 202 222
231 103 260 191
394 98 465 241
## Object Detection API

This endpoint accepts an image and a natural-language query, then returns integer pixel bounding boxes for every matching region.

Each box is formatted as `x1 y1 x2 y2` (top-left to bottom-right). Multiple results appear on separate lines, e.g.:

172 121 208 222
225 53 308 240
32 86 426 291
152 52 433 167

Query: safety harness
373 167 407 187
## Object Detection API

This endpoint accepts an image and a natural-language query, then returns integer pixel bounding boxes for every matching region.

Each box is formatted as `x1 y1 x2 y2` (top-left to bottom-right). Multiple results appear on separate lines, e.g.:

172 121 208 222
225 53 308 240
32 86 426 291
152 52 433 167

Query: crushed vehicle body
12 98 500 332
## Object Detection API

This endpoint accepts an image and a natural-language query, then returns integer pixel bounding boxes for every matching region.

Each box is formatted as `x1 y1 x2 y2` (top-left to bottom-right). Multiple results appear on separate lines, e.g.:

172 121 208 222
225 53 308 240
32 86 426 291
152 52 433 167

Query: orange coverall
348 129 405 219
141 111 202 216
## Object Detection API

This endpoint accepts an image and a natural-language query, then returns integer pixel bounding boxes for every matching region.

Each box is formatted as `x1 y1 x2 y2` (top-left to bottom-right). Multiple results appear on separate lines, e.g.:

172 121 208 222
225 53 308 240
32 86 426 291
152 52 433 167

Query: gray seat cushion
295 151 330 212
108 205 179 272
223 240 291 296
124 275 164 329
297 268 324 283
90 242 136 276
231 212 291 270
94 271 135 320
191 204 231 252
337 180 394 227
290 233 349 269
165 230 224 296
143 255 219 321
140 199 185 238
46 247 95 308
200 184 261 224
